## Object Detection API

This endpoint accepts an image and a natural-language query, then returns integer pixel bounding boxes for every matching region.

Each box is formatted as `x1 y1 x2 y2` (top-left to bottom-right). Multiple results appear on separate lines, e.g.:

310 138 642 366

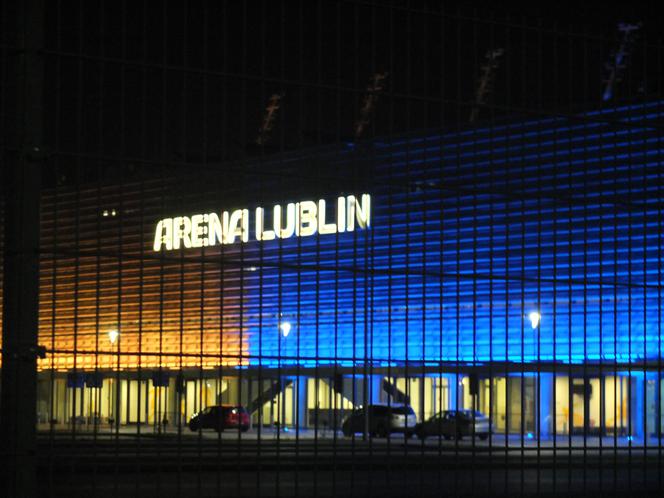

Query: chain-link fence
2 1 664 497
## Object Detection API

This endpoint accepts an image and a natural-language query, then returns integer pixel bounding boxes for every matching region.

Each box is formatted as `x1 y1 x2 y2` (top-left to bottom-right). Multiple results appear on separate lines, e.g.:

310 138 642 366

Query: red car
188 405 250 432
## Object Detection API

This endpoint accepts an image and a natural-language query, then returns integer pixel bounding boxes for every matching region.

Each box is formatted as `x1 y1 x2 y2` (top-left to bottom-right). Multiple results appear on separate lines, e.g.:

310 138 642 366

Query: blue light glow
243 101 664 368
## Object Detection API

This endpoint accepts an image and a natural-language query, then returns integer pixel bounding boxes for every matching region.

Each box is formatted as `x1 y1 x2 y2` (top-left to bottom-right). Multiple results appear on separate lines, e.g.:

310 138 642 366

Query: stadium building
7 100 664 440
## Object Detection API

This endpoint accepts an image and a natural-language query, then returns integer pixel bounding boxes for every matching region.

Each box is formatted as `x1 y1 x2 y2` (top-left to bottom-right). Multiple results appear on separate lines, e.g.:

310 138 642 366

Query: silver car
415 410 491 440
342 404 418 437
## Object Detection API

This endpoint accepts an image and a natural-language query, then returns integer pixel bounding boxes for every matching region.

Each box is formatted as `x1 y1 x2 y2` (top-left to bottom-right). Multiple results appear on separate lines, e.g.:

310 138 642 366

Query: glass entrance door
571 379 586 435
571 377 602 436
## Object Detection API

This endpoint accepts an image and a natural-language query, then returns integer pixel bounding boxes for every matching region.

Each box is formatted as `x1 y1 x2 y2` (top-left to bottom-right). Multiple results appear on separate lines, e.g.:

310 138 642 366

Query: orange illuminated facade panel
2 180 248 371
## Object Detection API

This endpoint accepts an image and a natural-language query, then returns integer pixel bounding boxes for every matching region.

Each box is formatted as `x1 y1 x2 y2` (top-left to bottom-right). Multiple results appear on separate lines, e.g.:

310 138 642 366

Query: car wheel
377 425 388 438
189 421 198 432
241 425 249 433
416 430 426 441
342 427 352 437
456 432 463 441
479 433 488 441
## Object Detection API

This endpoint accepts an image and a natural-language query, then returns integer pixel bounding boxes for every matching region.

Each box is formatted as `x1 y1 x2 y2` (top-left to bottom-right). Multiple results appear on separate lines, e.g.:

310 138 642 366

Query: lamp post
277 321 292 431
107 329 119 429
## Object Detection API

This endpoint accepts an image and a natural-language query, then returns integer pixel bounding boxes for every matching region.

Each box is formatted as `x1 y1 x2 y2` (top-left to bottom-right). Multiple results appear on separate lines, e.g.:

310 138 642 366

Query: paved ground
37 423 664 449
35 429 664 497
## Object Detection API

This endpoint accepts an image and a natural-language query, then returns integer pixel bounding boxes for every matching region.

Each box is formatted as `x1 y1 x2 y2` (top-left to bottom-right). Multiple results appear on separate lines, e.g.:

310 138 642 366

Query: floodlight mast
469 48 504 124
256 93 284 145
602 22 641 102
354 72 389 139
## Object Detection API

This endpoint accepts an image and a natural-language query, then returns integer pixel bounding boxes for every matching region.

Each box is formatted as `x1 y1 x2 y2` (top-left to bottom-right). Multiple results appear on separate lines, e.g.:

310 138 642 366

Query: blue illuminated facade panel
244 101 664 369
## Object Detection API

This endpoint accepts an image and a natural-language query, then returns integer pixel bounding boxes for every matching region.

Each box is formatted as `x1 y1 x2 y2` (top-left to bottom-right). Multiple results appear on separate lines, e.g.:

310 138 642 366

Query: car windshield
391 406 415 415
460 410 486 419
370 406 389 416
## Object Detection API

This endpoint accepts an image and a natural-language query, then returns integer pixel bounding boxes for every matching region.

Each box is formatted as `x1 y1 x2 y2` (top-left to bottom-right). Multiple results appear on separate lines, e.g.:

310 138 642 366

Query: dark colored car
341 404 417 437
415 410 491 440
188 405 250 432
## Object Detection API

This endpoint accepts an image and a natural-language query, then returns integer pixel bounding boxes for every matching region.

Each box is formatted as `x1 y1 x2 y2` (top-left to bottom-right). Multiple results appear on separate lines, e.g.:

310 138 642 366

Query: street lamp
106 328 120 429
108 328 119 345
528 311 541 329
279 321 292 338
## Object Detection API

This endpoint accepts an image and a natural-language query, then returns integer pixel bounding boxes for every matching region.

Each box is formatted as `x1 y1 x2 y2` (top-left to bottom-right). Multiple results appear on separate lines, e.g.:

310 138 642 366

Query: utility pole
1 0 45 497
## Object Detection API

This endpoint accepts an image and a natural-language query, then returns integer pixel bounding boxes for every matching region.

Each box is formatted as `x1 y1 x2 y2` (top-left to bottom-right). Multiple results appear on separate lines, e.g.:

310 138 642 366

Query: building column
367 374 384 404
630 373 645 440
294 376 308 429
443 374 461 410
538 372 554 439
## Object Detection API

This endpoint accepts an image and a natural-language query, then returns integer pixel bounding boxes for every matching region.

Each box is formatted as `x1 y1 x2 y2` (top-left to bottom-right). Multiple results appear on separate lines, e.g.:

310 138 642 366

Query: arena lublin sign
153 194 371 251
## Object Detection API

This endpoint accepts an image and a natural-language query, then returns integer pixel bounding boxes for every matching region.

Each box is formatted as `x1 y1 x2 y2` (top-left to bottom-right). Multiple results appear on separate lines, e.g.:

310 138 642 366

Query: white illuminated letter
346 194 371 231
208 212 223 247
241 209 249 242
337 197 346 233
153 218 173 251
172 216 192 249
190 214 205 248
296 201 318 237
224 209 246 244
222 211 231 243
317 199 337 235
273 203 295 239
346 195 356 232
256 207 276 241
356 194 371 229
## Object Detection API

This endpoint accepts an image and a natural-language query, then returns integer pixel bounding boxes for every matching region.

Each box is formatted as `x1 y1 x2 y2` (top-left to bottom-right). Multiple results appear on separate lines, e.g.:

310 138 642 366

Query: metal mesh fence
2 1 664 497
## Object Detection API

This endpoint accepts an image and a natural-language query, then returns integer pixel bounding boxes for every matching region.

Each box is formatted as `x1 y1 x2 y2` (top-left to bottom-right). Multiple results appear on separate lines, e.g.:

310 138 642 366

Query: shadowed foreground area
37 434 664 497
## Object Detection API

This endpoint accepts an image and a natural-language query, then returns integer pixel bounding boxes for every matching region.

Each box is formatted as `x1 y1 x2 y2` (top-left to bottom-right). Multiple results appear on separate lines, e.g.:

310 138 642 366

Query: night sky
3 1 664 186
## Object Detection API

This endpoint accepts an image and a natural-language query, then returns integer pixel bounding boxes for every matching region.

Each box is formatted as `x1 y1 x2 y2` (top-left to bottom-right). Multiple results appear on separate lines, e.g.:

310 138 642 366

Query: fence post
0 0 44 496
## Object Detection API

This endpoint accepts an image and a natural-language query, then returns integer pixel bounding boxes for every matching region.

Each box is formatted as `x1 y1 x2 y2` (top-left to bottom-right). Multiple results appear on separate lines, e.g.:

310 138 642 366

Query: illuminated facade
3 101 664 438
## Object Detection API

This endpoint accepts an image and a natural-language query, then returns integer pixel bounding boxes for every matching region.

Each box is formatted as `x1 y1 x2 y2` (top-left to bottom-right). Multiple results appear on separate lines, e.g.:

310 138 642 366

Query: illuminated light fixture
279 322 292 338
108 329 119 345
102 209 117 217
246 266 257 272
528 311 541 329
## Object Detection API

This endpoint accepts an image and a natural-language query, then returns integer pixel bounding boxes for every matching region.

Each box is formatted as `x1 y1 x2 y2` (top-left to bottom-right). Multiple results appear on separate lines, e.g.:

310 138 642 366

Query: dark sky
3 1 663 186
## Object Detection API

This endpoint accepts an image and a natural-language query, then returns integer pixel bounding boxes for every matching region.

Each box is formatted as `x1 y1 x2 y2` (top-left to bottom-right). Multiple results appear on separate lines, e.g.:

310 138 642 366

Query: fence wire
2 1 664 497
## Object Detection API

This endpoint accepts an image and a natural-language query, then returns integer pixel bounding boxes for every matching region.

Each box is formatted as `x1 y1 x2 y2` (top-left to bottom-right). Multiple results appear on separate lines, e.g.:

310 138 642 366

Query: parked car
341 404 417 437
415 410 491 440
188 405 250 432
